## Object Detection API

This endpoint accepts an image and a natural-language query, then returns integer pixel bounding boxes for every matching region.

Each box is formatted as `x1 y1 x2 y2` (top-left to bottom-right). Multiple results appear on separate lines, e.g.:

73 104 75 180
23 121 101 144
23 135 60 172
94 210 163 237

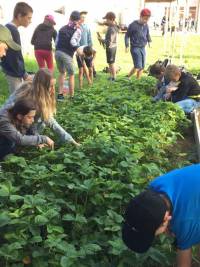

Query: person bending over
122 164 200 267
0 99 54 160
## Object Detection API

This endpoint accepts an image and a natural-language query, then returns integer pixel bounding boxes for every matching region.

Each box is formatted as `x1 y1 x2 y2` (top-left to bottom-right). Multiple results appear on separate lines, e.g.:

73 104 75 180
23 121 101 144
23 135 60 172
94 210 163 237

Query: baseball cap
0 25 21 51
103 12 116 20
122 190 167 253
140 8 151 17
70 11 81 21
45 15 56 25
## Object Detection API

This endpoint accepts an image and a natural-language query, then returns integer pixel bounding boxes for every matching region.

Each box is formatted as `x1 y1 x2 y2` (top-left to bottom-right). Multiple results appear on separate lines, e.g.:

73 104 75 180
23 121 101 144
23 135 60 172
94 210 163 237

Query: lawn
0 32 199 267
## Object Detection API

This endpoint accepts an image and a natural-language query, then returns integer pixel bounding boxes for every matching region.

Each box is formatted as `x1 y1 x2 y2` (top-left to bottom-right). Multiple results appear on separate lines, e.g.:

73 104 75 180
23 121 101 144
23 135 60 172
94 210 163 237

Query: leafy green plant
0 76 191 267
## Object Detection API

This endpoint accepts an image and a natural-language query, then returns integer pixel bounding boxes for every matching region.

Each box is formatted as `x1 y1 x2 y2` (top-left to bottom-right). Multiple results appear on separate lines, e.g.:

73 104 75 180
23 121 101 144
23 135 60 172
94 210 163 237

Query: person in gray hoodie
0 99 54 160
125 8 151 79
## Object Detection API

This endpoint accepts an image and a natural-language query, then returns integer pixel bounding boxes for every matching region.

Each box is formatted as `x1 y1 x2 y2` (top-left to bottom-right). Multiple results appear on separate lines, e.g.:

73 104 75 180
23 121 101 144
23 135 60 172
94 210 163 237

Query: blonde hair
14 68 56 121
165 65 180 81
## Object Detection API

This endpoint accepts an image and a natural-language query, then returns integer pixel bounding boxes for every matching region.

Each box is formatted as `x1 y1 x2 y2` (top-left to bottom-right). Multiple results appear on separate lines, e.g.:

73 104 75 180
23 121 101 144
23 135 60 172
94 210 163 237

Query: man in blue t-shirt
122 164 200 267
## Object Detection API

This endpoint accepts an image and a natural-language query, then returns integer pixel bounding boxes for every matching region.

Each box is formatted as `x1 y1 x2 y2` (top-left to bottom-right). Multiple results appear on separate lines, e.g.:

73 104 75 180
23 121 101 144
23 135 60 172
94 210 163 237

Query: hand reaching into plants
71 140 81 147
37 144 48 149
46 137 54 150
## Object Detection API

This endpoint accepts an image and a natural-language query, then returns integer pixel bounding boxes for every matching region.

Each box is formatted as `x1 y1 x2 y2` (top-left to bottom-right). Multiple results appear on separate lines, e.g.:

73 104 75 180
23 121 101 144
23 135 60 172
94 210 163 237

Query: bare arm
177 248 192 267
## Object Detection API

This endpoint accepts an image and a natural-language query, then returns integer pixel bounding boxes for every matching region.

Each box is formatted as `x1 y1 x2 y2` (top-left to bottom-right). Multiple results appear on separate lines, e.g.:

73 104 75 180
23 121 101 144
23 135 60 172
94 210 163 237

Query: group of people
0 2 154 159
149 61 200 114
0 2 153 96
0 19 80 161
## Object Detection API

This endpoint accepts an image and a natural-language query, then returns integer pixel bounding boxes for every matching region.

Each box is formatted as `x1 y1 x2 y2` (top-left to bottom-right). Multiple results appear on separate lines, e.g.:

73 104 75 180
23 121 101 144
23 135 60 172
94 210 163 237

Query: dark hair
9 99 36 119
13 2 33 18
149 63 165 77
83 46 93 57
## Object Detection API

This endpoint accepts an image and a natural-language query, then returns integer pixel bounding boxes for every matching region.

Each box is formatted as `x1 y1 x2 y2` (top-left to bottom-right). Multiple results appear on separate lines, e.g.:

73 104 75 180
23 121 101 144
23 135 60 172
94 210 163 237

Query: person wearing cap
98 12 119 81
1 2 33 93
31 15 57 72
55 11 81 101
0 25 21 57
125 8 151 79
122 164 200 267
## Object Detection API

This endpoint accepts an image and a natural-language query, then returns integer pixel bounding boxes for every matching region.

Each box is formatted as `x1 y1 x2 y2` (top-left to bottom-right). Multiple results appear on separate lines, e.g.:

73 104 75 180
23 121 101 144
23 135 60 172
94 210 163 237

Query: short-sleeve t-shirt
149 164 200 250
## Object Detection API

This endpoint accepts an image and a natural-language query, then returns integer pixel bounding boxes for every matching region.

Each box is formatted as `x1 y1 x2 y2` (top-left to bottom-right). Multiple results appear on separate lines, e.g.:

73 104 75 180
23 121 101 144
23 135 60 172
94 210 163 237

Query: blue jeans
0 136 16 160
131 47 146 69
176 99 200 114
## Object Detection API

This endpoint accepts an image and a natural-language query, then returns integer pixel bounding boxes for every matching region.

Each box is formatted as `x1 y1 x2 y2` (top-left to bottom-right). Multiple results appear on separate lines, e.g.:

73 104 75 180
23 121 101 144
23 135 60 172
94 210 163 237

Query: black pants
0 136 16 160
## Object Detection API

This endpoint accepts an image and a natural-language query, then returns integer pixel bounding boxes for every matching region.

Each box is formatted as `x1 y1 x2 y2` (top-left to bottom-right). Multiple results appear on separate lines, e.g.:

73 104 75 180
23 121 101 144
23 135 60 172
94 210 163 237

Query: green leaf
75 214 87 224
62 214 75 221
0 212 11 227
60 256 74 267
10 195 24 202
35 215 49 225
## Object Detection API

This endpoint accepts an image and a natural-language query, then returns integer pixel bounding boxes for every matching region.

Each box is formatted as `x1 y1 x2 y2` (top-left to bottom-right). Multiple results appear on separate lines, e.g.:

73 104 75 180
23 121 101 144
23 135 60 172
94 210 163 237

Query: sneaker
107 77 116 81
57 94 64 101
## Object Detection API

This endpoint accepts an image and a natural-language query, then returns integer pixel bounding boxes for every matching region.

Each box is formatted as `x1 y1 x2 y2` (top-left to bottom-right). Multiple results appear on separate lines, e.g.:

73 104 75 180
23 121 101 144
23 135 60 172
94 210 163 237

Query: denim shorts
55 50 74 75
131 47 146 69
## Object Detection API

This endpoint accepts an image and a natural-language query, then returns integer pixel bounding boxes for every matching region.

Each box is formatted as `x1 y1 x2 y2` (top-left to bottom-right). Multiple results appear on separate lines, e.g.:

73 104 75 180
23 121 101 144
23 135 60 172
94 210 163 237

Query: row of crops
0 76 191 266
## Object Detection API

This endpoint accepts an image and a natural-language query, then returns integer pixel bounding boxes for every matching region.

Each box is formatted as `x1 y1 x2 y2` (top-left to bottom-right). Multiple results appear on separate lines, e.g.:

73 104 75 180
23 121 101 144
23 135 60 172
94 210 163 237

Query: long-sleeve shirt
1 23 27 78
80 24 92 46
171 72 200 103
125 20 151 48
0 109 48 146
1 94 75 143
31 23 57 51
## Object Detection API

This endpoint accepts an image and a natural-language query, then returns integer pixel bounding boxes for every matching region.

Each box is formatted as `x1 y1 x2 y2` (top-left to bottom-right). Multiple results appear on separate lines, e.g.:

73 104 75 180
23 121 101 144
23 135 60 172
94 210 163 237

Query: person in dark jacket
55 11 81 100
164 65 200 113
31 15 57 72
0 99 54 160
125 8 151 79
1 2 33 93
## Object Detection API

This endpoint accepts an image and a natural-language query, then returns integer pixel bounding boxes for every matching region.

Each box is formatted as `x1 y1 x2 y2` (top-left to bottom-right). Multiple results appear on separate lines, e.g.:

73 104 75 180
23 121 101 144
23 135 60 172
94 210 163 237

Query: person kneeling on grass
76 45 96 89
2 68 80 147
122 164 200 267
0 99 54 160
